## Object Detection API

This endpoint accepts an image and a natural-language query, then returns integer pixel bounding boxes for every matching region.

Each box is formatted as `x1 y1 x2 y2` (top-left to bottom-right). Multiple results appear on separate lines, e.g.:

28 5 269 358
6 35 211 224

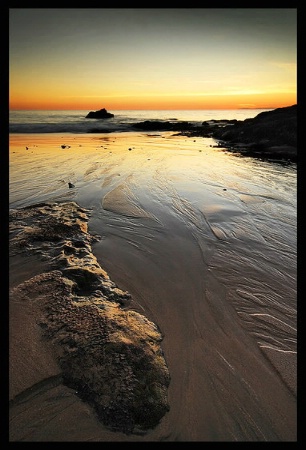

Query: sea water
9 109 272 134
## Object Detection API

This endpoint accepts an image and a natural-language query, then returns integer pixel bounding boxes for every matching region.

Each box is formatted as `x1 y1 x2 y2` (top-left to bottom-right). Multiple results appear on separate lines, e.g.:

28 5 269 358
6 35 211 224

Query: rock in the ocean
85 108 114 119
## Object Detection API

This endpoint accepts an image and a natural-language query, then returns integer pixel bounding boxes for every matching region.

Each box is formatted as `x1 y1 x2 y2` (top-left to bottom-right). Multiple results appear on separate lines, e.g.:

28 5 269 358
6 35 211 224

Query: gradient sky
9 8 297 110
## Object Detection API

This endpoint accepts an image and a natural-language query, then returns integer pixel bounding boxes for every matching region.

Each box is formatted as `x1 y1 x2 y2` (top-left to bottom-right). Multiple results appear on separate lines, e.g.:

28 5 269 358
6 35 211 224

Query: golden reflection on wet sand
9 132 296 441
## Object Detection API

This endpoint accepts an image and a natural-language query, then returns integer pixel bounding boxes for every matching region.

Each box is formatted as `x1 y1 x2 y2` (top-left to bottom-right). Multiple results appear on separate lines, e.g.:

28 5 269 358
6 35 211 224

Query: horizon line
10 105 296 112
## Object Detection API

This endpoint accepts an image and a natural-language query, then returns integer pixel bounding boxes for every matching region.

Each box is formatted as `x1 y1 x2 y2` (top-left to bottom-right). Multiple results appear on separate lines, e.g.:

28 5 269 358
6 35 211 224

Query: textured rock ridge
9 201 170 434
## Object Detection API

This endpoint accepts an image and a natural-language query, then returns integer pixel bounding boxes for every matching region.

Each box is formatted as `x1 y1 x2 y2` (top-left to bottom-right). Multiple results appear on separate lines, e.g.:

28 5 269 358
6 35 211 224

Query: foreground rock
9 202 170 435
86 108 114 119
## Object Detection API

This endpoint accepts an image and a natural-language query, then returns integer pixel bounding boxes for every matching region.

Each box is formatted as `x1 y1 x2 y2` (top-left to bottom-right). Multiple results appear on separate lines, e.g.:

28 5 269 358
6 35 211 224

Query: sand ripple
102 181 156 220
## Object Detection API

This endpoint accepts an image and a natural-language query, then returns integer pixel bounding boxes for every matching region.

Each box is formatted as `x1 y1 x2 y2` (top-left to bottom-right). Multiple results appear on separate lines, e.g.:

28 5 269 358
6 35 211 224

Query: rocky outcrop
85 108 114 119
9 202 170 435
84 106 297 161
211 105 297 161
174 105 297 162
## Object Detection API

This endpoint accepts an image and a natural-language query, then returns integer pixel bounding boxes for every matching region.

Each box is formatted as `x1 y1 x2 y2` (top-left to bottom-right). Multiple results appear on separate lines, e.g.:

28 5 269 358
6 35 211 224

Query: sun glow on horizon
9 9 297 111
9 91 296 111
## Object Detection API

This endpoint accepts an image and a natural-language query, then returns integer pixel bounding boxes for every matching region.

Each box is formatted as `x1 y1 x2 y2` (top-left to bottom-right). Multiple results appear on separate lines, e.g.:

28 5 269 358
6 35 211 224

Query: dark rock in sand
85 108 114 119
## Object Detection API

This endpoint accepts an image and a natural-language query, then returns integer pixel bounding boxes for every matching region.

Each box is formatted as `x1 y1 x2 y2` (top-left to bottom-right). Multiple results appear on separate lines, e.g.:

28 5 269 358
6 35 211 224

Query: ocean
9 109 272 134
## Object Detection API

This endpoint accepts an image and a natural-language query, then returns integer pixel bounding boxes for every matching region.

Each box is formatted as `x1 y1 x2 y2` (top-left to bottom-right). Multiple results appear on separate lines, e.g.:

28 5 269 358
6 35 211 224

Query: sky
9 8 297 110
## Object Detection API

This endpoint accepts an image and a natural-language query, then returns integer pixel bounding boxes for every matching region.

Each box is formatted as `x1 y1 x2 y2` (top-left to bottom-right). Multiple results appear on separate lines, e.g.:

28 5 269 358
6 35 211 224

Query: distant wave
9 122 133 134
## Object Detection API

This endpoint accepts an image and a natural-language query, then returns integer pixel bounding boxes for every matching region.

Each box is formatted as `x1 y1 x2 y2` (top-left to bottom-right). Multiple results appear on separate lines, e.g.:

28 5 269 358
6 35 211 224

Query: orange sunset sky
9 8 297 111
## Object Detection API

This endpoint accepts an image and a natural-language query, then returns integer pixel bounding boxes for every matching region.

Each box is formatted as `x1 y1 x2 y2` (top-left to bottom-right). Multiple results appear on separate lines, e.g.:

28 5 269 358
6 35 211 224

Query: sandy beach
9 132 297 441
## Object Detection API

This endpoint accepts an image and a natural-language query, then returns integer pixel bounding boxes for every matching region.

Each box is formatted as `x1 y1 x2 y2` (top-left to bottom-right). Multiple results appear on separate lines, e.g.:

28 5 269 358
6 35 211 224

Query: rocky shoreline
132 105 297 163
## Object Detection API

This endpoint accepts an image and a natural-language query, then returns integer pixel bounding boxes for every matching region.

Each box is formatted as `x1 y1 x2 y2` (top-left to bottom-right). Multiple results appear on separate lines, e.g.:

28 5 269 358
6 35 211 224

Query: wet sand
9 132 297 441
